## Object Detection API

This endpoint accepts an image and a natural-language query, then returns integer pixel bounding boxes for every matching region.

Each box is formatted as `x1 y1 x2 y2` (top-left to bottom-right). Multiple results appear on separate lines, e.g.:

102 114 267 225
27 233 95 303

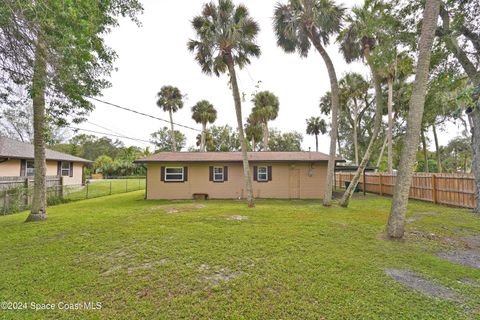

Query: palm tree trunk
315 134 319 152
26 35 47 222
387 75 394 173
169 109 177 152
200 122 206 152
387 0 440 238
431 123 442 172
376 133 388 169
307 31 339 207
226 53 255 207
470 110 480 213
353 118 359 165
340 46 384 208
421 129 429 172
263 122 269 151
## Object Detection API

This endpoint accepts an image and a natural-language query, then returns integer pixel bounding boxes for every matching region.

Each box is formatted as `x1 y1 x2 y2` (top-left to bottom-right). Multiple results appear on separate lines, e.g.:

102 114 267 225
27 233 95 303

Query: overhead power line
68 126 151 144
88 97 202 132
86 121 150 146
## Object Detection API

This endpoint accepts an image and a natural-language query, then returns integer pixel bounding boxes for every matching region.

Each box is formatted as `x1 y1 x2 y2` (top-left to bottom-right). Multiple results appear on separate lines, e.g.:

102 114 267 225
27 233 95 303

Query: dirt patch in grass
127 259 169 274
405 230 460 247
227 215 249 221
458 278 480 287
406 217 418 223
385 269 461 302
198 264 240 286
165 204 207 214
437 251 480 269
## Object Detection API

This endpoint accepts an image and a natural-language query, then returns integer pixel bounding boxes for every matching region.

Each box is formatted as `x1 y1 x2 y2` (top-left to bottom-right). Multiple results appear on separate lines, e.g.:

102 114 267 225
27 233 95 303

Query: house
135 151 342 200
0 136 91 185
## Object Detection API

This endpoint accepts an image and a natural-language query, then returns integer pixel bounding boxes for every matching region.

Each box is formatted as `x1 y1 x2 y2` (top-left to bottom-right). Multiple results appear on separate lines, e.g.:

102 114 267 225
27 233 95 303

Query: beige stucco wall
146 162 328 200
0 159 84 186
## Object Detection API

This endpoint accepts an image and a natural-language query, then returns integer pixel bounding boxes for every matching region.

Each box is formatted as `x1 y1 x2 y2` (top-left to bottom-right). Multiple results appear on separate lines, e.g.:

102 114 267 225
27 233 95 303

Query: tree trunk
308 31 339 207
353 118 359 165
387 0 440 238
263 122 269 151
226 53 255 207
200 122 206 152
432 123 441 172
169 109 177 152
315 134 318 152
26 36 48 222
387 75 394 173
339 46 384 208
337 127 341 157
438 5 480 214
470 109 480 213
376 134 388 169
421 129 429 173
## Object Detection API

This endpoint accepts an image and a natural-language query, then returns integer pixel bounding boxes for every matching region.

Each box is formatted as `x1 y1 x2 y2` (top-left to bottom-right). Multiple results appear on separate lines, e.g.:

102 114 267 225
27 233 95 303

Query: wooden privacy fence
335 172 477 209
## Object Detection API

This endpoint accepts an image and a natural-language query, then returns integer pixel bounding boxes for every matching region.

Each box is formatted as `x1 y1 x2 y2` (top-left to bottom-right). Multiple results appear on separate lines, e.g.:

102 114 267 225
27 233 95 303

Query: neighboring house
135 152 343 200
0 136 91 185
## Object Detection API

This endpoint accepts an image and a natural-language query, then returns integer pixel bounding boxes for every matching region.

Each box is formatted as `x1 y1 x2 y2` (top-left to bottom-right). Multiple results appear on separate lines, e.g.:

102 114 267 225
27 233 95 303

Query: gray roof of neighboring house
135 151 344 163
0 136 91 163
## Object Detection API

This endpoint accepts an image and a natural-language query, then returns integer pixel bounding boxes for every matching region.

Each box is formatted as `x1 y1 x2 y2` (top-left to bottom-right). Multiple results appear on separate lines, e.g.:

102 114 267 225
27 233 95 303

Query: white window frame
26 160 35 177
213 167 224 182
257 166 268 181
165 167 184 182
61 161 71 177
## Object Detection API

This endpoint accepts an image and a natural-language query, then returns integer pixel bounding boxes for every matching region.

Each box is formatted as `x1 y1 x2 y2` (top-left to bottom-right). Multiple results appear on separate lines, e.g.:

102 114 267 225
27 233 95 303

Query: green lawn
62 178 145 201
0 192 479 319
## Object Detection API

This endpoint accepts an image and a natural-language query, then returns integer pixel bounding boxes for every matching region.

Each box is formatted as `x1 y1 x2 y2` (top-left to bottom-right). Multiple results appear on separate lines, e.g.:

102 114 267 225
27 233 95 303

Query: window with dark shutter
224 166 228 181
183 167 188 181
268 166 272 181
69 162 74 177
20 159 26 176
209 166 213 181
160 166 165 181
253 166 258 181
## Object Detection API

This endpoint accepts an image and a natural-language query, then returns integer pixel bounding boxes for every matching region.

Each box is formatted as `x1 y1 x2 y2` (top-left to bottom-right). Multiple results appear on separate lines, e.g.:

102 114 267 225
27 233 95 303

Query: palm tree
337 0 388 207
251 91 280 150
188 0 260 207
387 0 440 238
156 86 184 152
191 100 217 152
339 72 370 165
306 116 327 152
274 0 345 206
245 114 264 151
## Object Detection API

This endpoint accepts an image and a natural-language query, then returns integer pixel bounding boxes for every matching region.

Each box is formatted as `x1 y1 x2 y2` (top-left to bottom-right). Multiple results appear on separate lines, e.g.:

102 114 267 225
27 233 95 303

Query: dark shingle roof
0 136 91 163
135 151 343 163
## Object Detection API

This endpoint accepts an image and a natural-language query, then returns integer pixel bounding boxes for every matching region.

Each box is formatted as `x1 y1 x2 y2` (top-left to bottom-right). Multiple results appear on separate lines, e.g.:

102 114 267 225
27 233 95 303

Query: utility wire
88 97 202 132
68 126 152 144
86 121 150 146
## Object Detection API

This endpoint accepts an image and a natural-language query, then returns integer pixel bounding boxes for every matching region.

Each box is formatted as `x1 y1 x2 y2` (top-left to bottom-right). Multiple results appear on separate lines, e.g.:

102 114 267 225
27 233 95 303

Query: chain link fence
0 177 146 215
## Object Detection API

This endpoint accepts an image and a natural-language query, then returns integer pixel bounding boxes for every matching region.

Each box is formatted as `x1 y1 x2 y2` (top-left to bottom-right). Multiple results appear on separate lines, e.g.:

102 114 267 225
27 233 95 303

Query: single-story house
135 151 343 200
0 136 91 185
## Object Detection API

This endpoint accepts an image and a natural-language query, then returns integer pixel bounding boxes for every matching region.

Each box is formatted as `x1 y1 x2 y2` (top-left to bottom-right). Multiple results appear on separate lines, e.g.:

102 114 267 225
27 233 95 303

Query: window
213 167 224 182
61 162 71 176
26 160 35 176
257 166 268 181
165 167 184 182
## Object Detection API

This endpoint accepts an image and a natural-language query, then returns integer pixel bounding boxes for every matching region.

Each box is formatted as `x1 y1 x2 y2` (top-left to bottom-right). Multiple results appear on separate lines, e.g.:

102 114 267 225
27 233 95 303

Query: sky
79 0 462 154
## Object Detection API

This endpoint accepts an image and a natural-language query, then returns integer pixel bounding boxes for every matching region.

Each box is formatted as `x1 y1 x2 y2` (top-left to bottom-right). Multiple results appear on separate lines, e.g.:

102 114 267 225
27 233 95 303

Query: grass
0 192 479 319
61 178 145 201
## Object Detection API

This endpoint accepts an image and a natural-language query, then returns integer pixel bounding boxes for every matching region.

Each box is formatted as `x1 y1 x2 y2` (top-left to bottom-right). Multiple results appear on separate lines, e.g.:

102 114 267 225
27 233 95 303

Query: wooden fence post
432 174 437 204
59 177 64 199
379 173 383 196
24 178 29 206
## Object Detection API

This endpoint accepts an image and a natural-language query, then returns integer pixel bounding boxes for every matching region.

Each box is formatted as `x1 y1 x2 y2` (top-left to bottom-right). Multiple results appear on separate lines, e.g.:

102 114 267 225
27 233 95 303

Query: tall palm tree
337 0 388 207
387 0 440 238
191 100 217 152
188 0 260 207
274 0 345 206
251 91 280 150
306 116 327 152
156 85 184 152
